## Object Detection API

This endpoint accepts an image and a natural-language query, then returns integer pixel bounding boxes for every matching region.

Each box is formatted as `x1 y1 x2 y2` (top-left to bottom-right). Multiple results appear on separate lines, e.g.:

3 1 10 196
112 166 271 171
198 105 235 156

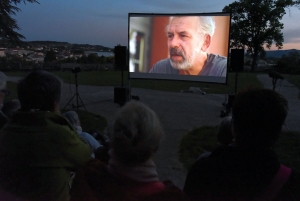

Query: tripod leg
77 94 87 111
63 94 77 110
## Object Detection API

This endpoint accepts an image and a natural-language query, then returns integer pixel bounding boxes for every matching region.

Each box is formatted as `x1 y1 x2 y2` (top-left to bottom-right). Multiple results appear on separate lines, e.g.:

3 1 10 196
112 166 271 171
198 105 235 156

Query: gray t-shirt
149 53 227 77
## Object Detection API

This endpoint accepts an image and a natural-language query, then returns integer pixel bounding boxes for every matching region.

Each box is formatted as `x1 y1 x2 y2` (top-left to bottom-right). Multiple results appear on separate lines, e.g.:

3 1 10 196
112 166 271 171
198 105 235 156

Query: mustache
170 48 184 56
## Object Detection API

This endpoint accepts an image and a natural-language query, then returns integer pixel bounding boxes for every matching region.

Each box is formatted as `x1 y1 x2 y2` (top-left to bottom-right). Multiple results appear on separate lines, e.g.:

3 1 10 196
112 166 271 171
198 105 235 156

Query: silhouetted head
232 88 288 148
108 101 164 165
18 70 63 112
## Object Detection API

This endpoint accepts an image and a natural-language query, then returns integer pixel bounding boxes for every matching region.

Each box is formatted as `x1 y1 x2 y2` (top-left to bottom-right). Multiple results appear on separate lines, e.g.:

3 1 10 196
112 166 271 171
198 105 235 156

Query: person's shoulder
279 168 300 199
143 180 189 201
79 132 101 145
150 59 174 73
153 58 170 67
45 112 77 132
201 53 227 76
208 53 227 64
79 131 94 138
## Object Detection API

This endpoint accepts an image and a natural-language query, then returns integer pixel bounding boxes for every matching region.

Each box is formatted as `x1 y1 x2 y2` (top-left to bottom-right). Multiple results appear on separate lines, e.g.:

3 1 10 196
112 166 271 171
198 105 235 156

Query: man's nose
169 36 180 48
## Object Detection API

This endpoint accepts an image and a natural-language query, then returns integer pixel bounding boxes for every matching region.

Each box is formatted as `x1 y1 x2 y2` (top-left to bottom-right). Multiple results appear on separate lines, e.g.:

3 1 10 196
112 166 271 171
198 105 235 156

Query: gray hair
167 16 216 37
108 101 164 164
0 71 7 90
62 111 81 127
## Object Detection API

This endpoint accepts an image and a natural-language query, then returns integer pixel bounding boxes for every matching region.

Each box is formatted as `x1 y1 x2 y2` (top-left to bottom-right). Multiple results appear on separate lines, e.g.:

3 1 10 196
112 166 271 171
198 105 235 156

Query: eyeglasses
0 89 10 96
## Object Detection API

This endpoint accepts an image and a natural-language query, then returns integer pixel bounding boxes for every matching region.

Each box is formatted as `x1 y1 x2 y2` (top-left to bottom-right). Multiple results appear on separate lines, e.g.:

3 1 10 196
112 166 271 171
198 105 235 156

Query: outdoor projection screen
128 12 231 84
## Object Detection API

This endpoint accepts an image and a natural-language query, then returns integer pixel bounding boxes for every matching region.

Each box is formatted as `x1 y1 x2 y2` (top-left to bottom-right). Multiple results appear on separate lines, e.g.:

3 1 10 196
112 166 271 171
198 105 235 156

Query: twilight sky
14 0 300 50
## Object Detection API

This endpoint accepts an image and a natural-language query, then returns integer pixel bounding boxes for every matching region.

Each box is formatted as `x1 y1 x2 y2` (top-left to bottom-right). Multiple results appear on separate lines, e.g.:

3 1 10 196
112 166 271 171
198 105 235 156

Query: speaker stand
63 72 87 111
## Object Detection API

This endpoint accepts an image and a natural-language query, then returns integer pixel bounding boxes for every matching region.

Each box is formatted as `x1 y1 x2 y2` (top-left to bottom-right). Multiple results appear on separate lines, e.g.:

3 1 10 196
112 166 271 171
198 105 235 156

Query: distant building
26 53 44 63
61 63 114 71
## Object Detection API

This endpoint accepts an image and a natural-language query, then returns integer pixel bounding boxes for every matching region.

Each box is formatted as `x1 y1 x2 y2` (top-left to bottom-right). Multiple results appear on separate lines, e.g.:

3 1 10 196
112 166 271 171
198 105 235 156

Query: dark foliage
0 0 39 45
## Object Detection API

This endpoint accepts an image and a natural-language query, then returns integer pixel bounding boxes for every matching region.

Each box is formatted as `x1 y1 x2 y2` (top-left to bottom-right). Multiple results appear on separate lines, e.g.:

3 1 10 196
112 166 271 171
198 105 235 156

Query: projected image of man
150 16 227 76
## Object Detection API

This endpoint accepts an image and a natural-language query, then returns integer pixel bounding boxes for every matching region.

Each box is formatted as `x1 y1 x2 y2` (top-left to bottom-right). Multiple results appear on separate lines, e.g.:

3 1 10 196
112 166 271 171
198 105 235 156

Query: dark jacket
183 146 300 201
0 111 92 201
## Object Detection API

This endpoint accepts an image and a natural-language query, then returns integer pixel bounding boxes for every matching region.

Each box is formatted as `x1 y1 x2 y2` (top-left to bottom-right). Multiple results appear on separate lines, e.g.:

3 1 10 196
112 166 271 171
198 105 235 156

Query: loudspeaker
114 86 130 106
114 46 127 69
231 49 244 72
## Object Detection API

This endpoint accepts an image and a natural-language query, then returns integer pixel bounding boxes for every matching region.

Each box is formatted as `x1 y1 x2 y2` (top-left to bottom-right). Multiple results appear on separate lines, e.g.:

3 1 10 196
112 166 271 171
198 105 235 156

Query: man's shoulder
207 53 227 66
209 53 227 60
150 59 178 74
201 53 227 76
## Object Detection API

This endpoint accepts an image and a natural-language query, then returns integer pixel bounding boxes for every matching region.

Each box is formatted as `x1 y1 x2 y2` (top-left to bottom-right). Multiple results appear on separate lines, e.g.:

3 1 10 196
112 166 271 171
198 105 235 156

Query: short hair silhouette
232 88 288 148
18 70 63 111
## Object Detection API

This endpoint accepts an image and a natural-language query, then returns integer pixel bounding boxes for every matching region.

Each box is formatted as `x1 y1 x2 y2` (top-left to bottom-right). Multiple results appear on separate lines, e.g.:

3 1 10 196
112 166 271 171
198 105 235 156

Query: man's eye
167 34 173 39
180 34 187 38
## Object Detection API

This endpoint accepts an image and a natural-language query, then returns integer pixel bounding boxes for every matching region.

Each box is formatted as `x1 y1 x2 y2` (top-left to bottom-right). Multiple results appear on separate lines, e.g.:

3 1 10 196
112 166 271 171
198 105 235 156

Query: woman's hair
108 101 164 164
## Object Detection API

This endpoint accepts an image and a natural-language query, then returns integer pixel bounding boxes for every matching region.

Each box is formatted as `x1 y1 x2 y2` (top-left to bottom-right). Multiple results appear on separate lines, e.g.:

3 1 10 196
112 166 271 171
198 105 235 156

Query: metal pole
75 72 79 109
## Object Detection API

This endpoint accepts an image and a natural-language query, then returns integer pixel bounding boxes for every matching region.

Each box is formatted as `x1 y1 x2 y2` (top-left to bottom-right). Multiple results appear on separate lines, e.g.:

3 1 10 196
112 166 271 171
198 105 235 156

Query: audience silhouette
70 101 187 201
1 71 299 201
184 88 300 200
63 110 102 158
0 70 92 201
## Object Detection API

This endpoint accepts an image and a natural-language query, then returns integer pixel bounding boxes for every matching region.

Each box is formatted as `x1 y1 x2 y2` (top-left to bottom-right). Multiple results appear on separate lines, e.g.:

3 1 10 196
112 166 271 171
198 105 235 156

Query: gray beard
169 46 200 70
169 58 192 70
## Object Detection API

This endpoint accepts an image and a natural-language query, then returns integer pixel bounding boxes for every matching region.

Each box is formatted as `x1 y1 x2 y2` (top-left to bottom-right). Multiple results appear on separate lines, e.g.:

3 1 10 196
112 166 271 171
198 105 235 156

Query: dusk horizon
13 1 300 51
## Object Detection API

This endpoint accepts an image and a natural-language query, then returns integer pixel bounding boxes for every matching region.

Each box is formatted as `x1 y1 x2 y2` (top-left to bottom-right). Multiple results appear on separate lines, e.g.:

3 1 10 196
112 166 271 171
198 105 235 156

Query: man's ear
201 34 211 52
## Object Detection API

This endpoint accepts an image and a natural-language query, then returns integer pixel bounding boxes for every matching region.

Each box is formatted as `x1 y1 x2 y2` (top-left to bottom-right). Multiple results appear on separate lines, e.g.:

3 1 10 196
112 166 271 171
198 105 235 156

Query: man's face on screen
167 17 204 70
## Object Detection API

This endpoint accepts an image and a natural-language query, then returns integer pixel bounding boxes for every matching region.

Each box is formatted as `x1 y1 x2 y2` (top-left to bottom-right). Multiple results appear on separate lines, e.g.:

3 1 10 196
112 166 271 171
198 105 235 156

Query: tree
223 0 300 71
0 0 39 45
276 50 300 73
44 50 57 62
87 53 98 64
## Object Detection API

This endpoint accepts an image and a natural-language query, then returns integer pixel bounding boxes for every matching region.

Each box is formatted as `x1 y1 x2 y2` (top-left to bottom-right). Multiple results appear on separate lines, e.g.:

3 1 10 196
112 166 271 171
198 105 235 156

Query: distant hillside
265 49 300 58
23 40 113 51
26 41 70 45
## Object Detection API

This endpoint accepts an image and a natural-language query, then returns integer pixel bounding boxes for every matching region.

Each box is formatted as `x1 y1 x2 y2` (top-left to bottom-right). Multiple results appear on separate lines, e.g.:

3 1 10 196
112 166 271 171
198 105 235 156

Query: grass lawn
284 74 300 98
4 70 264 94
179 126 300 171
